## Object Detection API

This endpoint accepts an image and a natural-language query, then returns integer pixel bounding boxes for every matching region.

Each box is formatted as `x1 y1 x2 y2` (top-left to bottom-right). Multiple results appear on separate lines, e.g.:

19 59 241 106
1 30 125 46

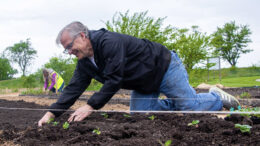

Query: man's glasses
63 35 79 54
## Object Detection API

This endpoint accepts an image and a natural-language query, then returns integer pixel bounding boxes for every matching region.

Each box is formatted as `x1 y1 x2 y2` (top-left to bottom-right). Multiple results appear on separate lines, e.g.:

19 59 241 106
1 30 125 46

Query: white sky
0 0 259 76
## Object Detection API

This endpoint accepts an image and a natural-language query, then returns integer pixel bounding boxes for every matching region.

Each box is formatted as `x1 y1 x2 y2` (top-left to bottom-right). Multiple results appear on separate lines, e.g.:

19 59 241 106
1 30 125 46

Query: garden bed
0 99 260 145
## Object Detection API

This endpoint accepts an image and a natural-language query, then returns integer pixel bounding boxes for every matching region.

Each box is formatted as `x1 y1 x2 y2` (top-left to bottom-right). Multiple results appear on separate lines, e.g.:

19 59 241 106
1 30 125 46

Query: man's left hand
68 104 94 122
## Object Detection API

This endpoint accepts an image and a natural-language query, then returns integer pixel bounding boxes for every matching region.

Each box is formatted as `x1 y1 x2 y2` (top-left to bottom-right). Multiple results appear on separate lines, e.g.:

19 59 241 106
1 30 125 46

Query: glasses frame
63 34 80 54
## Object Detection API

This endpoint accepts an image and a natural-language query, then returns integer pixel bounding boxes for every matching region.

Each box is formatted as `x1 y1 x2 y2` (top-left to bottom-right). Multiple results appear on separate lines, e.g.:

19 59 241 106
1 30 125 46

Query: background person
38 21 240 126
43 68 65 94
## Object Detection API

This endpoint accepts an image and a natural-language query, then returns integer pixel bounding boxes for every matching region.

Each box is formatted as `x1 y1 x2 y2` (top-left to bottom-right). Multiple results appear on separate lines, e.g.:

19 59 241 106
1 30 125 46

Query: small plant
20 88 44 95
148 115 156 121
47 118 54 124
52 121 59 126
235 124 252 133
188 120 200 126
63 122 70 130
123 114 131 118
101 113 109 118
158 139 172 146
240 92 251 99
92 128 101 135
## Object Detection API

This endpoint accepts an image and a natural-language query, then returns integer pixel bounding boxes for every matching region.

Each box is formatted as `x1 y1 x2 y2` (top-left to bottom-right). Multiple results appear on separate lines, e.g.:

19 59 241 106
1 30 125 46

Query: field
0 88 260 145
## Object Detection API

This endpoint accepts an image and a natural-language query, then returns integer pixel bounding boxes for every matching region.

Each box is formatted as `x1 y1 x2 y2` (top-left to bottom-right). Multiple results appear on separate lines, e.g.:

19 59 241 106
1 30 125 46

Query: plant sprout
123 114 131 118
148 115 156 121
92 128 101 135
235 124 252 133
158 139 172 146
52 121 59 126
47 118 54 124
63 122 70 130
101 113 109 118
188 120 199 126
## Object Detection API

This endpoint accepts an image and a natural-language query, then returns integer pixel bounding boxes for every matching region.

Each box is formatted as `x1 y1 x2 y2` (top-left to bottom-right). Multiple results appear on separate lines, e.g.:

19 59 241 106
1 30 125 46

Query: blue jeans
130 51 223 111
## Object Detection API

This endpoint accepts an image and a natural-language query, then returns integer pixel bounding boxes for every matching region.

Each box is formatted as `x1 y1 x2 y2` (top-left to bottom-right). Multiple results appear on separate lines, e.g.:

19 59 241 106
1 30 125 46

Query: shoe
209 87 240 110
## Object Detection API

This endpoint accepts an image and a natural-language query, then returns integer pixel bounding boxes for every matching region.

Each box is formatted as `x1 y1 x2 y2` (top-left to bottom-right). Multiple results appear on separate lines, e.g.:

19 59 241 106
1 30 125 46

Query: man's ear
80 32 86 38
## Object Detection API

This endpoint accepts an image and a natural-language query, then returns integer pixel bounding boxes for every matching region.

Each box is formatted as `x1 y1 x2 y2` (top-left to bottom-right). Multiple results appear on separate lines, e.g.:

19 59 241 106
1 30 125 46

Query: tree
211 21 252 67
171 26 211 73
104 10 174 49
5 38 37 76
0 56 17 80
44 55 77 85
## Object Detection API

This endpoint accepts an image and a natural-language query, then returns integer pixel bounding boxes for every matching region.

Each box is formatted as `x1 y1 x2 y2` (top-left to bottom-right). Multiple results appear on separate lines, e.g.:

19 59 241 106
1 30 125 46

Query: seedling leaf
47 118 54 124
101 113 109 118
148 115 156 121
123 114 131 118
92 128 101 135
188 120 199 126
63 122 70 130
235 124 252 133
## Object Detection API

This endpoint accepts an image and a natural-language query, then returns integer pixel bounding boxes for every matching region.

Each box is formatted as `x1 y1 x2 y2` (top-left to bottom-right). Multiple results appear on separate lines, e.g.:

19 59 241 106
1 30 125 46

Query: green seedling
92 128 101 135
228 106 260 118
235 124 252 133
101 113 109 118
240 92 251 99
158 139 172 146
148 115 156 121
123 114 131 118
52 121 59 126
47 118 54 124
63 122 70 130
188 120 200 126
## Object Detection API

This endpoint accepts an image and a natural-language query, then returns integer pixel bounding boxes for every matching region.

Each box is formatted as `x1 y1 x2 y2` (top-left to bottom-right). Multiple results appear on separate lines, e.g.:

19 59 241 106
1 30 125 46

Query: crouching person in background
43 68 65 94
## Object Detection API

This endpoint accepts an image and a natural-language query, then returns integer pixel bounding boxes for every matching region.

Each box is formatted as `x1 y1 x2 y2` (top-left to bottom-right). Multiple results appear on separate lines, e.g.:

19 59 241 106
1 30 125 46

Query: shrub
21 74 37 88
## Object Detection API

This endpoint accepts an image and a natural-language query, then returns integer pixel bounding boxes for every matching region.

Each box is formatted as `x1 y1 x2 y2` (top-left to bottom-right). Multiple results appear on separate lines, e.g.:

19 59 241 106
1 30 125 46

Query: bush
21 74 37 88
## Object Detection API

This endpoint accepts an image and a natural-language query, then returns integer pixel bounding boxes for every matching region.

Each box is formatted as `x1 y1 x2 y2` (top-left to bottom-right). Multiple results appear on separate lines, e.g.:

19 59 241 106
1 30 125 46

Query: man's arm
49 67 91 117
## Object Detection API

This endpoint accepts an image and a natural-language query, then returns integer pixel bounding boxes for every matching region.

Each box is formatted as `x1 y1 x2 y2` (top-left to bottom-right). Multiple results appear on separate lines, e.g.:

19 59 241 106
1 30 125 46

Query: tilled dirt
0 99 259 146
0 88 259 145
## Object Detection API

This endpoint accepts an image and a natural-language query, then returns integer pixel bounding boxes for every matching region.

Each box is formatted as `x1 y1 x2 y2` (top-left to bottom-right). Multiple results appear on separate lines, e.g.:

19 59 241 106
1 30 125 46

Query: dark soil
0 99 260 146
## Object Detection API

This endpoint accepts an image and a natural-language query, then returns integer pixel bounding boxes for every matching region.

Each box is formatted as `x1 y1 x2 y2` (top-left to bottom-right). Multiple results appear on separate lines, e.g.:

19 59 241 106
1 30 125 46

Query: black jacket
50 29 171 117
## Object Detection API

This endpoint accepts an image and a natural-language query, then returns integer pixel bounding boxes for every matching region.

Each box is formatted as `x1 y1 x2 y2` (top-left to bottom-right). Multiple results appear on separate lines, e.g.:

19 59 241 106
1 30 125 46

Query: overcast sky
0 0 259 75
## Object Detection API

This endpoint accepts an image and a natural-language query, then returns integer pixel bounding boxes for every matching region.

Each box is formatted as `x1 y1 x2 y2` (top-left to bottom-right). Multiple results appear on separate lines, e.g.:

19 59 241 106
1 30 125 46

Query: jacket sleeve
49 65 91 117
48 73 56 90
87 39 125 109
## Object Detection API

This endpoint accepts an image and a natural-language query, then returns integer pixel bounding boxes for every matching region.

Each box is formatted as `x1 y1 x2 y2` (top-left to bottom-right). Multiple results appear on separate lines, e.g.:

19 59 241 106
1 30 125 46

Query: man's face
61 31 93 60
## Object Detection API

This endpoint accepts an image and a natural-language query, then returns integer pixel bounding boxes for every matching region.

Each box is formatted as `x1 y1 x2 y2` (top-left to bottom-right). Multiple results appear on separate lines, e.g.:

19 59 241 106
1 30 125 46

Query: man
38 21 240 126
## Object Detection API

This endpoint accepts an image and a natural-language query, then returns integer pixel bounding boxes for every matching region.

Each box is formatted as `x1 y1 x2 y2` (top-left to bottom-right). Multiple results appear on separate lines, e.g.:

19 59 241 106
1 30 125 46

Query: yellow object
48 71 64 90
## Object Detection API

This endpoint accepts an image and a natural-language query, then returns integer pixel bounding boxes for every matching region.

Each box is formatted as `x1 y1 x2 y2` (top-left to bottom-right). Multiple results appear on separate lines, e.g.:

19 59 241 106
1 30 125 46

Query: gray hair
43 68 54 74
56 21 89 46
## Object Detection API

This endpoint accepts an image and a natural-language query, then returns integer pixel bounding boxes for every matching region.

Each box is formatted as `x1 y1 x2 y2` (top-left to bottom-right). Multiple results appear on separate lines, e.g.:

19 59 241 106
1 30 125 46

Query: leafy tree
171 26 211 73
44 55 77 85
104 10 174 49
211 21 252 67
5 38 37 76
0 56 17 80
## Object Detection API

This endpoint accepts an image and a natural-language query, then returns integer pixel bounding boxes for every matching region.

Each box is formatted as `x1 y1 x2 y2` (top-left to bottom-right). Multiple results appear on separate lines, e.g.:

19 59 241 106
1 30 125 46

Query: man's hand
38 111 55 127
68 104 94 122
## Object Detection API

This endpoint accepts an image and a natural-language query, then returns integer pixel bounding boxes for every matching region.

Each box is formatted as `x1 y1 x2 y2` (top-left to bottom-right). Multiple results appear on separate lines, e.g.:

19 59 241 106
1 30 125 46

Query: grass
205 76 260 87
0 78 24 89
1 66 260 90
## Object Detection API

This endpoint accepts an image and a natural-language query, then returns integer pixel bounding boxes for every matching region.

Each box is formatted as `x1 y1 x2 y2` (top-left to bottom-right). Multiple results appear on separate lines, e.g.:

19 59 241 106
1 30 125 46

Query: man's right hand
38 111 55 127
